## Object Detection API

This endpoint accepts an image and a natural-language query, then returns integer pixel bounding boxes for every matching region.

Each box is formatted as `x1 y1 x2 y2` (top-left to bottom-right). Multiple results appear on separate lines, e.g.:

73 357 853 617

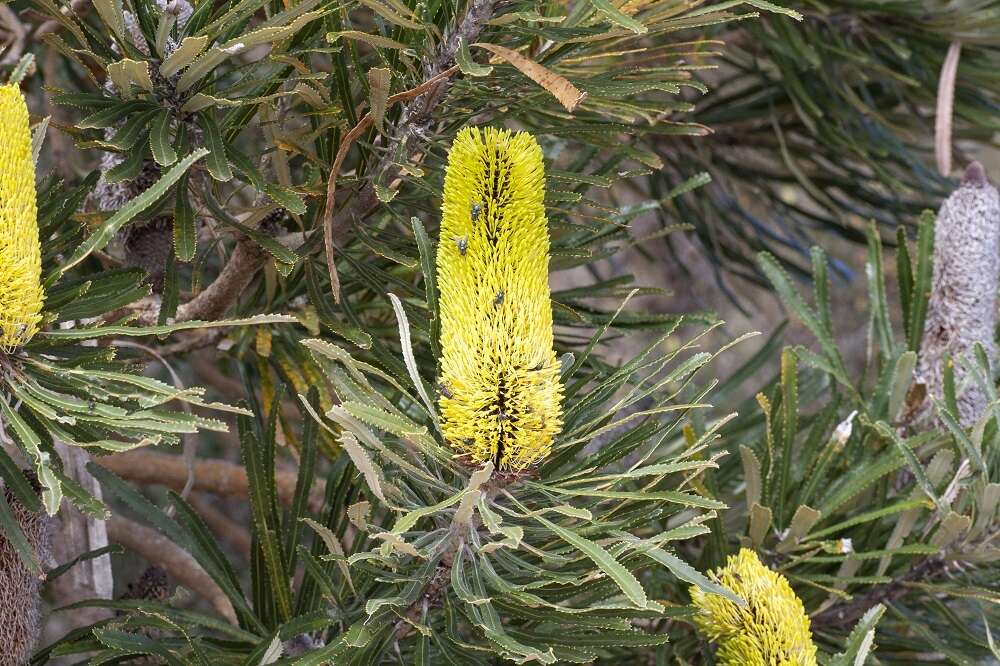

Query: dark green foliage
674 221 1000 662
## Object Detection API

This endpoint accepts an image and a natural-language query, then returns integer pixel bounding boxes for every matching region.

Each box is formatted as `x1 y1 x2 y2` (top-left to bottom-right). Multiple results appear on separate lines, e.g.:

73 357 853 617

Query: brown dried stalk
322 64 459 302
935 41 962 177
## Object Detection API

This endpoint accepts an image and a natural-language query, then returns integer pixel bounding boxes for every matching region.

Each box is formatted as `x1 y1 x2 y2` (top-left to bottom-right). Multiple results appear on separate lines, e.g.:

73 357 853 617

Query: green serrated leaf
829 604 884 666
457 37 492 76
0 396 61 515
199 112 233 181
173 174 196 261
587 0 647 33
150 110 178 166
264 183 307 215
907 210 935 352
536 515 648 608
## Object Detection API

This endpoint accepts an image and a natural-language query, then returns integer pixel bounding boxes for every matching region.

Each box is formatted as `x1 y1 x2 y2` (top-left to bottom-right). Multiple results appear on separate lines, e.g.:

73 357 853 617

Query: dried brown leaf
473 42 585 112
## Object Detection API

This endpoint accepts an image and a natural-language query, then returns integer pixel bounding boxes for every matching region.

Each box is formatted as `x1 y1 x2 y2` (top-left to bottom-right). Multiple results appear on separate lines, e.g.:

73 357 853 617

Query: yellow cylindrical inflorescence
0 84 43 351
691 548 817 665
437 127 562 471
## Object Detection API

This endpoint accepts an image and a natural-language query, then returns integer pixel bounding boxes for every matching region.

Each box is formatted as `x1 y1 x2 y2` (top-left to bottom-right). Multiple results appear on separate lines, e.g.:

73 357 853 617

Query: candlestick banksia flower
436 127 562 471
0 84 43 351
690 549 817 665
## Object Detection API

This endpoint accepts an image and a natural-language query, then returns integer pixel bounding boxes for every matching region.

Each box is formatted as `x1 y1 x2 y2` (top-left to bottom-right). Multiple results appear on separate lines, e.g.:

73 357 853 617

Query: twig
322 65 459 302
30 0 89 41
106 515 237 624
95 450 325 514
811 557 947 629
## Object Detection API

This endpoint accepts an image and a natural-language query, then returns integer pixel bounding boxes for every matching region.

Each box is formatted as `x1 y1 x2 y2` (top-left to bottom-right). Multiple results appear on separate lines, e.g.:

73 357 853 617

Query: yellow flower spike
0 84 43 352
436 127 562 471
691 549 818 666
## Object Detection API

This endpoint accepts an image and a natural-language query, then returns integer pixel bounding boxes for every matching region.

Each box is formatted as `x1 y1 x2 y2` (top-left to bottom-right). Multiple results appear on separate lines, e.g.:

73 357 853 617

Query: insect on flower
436 127 563 472
455 236 468 256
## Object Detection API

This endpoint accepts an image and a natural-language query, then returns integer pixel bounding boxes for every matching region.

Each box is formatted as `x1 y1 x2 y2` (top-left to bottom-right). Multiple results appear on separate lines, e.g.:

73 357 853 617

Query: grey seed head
914 164 1000 428
962 161 988 188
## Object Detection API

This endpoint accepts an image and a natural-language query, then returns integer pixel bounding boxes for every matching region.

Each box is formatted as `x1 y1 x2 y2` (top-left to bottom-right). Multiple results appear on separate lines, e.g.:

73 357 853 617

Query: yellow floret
0 84 42 351
436 127 562 471
690 548 818 665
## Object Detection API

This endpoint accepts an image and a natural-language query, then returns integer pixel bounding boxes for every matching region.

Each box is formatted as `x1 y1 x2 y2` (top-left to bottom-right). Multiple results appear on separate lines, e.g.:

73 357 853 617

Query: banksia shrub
0 84 43 351
437 127 562 471
15 0 1000 663
0 479 50 665
691 549 817 665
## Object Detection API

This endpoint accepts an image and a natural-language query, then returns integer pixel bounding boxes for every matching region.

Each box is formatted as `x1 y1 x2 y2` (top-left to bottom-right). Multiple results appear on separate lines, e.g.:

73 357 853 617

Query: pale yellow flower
436 127 562 471
691 548 818 665
0 84 42 351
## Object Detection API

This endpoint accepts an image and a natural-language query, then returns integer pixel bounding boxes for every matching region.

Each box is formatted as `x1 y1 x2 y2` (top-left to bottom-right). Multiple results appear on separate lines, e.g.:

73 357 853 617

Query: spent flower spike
436 127 562 471
0 84 43 351
691 548 818 665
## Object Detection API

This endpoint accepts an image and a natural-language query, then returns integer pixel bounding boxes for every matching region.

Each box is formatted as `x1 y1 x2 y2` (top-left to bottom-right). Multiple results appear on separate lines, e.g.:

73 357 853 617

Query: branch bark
173 238 269 322
106 515 237 624
811 557 947 629
95 450 324 514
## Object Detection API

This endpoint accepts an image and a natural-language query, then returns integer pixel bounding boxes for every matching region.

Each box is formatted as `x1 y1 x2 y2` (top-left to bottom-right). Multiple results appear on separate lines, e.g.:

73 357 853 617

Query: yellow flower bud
691 548 817 665
437 127 562 471
0 84 43 351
